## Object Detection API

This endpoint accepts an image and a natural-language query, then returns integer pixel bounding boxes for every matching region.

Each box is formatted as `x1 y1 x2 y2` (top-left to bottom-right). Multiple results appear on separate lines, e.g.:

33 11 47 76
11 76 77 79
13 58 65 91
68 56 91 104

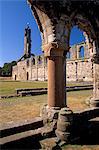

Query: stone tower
24 25 31 58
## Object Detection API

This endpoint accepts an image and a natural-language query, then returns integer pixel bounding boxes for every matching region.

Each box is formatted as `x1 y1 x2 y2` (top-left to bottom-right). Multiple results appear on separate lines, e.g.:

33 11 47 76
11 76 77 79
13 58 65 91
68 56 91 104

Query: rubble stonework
12 42 93 82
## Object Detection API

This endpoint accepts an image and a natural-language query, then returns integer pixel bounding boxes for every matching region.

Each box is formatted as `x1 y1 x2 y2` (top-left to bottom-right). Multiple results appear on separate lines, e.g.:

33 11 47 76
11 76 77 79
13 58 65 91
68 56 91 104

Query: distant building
12 26 93 82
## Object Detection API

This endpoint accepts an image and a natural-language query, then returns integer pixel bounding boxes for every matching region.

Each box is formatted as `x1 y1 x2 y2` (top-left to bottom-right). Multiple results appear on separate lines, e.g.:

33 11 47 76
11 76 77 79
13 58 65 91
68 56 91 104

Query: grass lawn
0 80 92 96
67 90 92 111
0 80 47 96
0 82 95 149
0 90 92 129
0 95 47 129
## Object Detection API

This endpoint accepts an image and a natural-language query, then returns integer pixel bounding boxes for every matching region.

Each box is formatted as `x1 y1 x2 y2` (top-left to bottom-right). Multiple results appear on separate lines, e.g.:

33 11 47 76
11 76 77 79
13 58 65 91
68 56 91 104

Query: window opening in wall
15 75 17 80
66 52 71 59
32 58 35 65
38 56 42 64
79 46 84 58
27 60 29 67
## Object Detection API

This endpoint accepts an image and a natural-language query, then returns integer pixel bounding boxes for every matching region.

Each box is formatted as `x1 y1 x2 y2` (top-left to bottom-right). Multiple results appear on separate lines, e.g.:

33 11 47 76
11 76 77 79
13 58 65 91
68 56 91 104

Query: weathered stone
40 104 60 127
55 130 71 143
55 108 73 143
12 41 94 82
90 98 99 107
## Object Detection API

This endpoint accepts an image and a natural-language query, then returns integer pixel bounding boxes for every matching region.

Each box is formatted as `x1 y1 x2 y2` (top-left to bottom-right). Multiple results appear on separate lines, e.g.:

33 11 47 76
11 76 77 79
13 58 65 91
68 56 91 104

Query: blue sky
0 0 85 67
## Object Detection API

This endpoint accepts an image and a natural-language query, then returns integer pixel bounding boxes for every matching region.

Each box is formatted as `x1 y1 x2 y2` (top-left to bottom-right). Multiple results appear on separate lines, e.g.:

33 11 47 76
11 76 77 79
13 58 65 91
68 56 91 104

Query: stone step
1 117 43 138
0 127 43 145
0 125 55 149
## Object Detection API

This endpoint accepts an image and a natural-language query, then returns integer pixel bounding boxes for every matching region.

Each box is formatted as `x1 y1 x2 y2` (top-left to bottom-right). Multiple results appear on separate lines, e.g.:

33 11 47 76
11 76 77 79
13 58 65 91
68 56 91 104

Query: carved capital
42 43 65 57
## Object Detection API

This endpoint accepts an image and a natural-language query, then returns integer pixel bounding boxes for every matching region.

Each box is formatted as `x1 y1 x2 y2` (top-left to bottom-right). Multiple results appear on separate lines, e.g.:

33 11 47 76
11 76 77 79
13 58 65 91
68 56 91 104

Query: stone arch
70 14 99 103
28 0 99 109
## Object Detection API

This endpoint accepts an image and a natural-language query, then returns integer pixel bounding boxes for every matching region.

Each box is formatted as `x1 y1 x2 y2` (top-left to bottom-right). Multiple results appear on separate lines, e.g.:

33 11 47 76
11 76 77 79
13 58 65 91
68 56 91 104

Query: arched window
66 52 71 59
79 46 84 58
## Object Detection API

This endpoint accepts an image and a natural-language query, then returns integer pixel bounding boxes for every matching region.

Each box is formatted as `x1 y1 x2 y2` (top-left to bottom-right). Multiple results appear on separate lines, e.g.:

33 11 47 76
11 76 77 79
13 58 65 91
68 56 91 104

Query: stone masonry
12 42 93 82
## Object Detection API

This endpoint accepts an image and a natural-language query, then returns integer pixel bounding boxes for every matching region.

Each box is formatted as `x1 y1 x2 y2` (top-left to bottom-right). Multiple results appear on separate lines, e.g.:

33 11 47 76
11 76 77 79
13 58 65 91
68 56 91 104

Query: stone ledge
1 117 43 138
0 127 42 145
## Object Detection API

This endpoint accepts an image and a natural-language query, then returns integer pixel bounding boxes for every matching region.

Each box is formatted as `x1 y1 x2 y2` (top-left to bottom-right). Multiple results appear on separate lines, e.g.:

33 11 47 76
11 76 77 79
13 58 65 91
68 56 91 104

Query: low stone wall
72 107 99 141
0 117 43 138
0 117 44 149
0 85 93 99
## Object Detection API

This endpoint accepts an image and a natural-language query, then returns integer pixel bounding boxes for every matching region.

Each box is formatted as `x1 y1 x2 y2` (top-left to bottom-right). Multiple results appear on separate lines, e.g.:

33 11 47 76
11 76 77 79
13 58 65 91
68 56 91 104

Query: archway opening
66 25 92 111
70 26 85 46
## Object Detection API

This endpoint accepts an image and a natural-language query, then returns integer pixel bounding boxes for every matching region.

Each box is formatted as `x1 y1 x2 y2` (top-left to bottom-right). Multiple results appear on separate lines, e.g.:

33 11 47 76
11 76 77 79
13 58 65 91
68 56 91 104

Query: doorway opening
27 72 29 80
15 75 17 80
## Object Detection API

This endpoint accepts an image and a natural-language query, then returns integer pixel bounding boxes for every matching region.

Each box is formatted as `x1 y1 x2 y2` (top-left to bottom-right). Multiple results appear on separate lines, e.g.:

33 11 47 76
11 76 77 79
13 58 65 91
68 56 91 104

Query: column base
90 98 99 107
40 104 61 128
55 107 73 144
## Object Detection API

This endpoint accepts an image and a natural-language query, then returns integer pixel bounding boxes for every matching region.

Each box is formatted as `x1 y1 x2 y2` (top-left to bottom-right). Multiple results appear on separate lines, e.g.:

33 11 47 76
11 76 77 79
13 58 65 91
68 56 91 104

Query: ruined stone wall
17 60 27 80
12 58 32 81
31 56 48 81
12 42 93 82
66 59 93 82
12 65 18 80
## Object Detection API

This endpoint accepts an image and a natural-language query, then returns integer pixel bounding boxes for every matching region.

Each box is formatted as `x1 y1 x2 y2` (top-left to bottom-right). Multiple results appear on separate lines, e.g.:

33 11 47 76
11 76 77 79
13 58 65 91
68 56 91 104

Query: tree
0 67 2 76
1 61 17 76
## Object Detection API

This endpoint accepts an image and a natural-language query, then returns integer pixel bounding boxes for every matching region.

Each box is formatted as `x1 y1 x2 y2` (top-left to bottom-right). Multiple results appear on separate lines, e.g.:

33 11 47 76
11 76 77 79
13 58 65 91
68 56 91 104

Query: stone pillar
40 47 66 125
63 53 66 106
90 54 99 107
48 50 66 108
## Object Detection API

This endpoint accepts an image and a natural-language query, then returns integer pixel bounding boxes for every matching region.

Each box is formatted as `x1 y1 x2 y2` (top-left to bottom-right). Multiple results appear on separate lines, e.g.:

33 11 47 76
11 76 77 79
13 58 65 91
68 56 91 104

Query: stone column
41 46 66 125
48 50 66 108
90 54 99 107
63 52 67 106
